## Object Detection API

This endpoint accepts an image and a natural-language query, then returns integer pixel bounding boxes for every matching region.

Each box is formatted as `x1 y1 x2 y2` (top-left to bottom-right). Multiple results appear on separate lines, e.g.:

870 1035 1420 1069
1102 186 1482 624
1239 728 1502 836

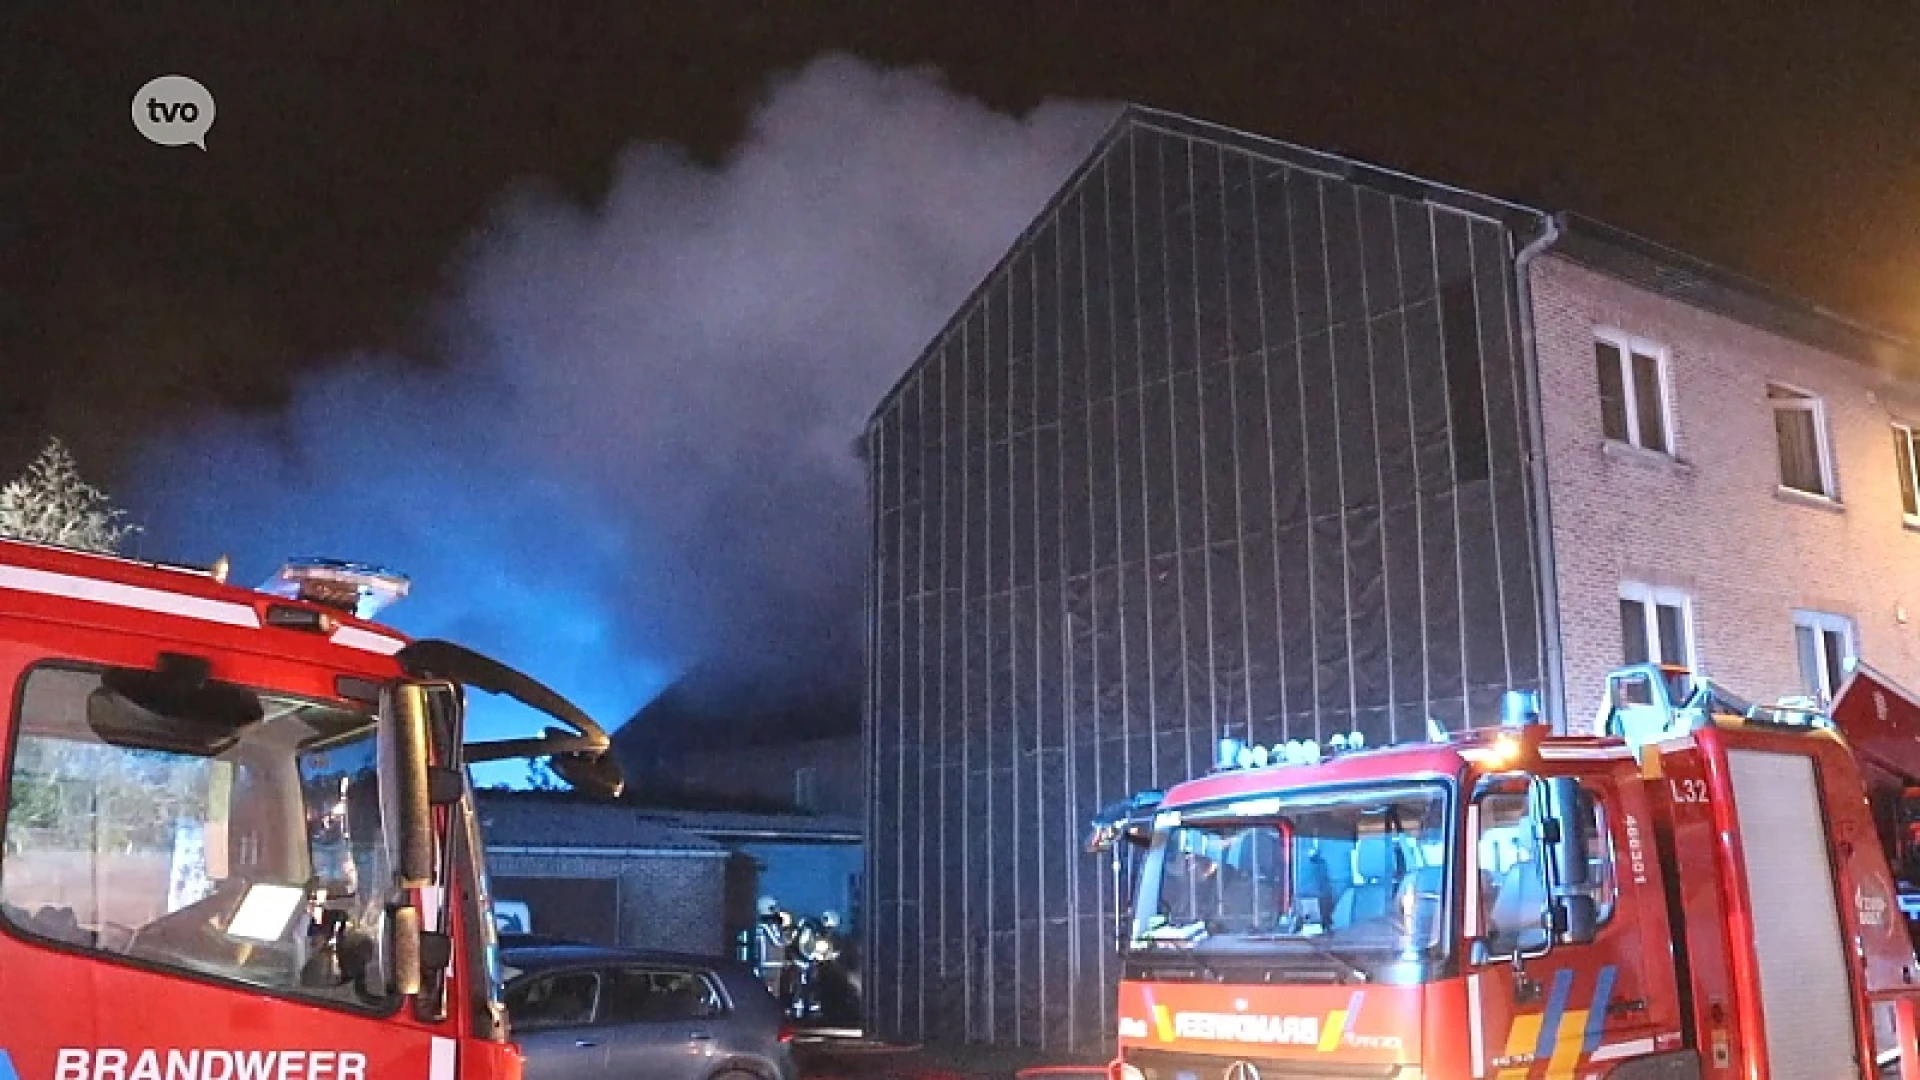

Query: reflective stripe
0 562 415 658
1533 969 1575 1062
1590 1037 1657 1062
420 885 445 931
429 1038 456 1080
1538 746 1635 761
1583 967 1617 1053
1467 974 1486 1078
0 564 261 628
331 625 407 654
1547 1009 1591 1075
0 562 413 659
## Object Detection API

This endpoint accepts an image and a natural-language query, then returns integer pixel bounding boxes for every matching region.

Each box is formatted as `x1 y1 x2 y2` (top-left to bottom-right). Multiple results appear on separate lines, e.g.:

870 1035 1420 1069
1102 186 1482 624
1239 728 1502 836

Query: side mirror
391 903 424 997
378 682 439 889
88 654 264 756
1543 777 1590 889
1540 776 1597 946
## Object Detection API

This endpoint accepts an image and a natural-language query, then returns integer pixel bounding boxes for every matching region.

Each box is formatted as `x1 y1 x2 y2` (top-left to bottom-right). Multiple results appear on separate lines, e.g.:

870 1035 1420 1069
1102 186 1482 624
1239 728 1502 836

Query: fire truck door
1465 777 1666 1076
0 656 457 1078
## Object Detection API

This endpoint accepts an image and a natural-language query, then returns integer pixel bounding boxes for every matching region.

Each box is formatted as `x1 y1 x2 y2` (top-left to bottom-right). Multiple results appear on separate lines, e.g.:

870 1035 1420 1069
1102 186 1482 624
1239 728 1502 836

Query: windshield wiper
1138 921 1209 945
1231 933 1370 983
1299 939 1368 983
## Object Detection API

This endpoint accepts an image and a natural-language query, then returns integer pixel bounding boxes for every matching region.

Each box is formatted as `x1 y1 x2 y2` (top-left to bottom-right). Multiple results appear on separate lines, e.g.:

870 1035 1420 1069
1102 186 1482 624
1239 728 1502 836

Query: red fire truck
0 538 624 1080
1093 662 1920 1078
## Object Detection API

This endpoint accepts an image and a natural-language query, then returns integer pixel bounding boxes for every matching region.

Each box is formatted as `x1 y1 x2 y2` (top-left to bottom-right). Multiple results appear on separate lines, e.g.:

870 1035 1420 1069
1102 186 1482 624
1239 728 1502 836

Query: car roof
500 942 742 978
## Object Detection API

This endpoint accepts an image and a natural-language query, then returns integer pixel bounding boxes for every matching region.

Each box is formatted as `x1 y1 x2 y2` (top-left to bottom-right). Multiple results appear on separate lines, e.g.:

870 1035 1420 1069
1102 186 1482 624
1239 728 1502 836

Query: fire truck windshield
0 663 406 1011
1130 782 1451 972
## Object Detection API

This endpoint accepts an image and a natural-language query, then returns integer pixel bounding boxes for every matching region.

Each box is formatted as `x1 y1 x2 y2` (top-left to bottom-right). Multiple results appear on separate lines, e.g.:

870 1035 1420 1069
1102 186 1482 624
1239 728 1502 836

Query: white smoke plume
130 54 1114 764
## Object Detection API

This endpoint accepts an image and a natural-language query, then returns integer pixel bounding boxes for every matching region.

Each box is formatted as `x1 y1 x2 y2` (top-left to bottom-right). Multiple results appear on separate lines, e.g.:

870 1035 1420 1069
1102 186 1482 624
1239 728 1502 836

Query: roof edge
1122 106 1549 230
863 103 1134 433
863 107 1919 440
1546 211 1918 371
861 103 1557 438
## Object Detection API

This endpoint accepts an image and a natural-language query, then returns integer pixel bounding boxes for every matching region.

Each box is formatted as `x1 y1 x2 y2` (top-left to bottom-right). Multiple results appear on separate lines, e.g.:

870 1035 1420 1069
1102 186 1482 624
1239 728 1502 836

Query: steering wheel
1390 879 1445 939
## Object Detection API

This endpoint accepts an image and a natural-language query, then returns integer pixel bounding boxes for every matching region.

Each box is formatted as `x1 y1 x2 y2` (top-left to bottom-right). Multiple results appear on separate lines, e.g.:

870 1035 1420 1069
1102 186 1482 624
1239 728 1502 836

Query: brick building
862 105 1920 1052
478 790 862 959
1531 224 1920 720
478 790 730 952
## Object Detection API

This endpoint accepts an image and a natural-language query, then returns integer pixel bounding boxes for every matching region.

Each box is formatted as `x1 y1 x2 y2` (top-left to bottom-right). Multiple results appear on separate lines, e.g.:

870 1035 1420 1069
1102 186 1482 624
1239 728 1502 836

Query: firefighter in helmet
753 896 798 1001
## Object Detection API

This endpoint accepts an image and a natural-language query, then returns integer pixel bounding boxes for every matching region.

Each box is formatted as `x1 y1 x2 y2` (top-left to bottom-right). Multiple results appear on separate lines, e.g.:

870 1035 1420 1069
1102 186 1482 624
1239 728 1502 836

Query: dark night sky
6 2 1916 481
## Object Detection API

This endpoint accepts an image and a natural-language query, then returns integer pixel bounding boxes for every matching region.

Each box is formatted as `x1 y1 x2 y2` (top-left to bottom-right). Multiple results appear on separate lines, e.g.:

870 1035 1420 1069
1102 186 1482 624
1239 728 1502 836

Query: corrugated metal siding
865 118 1546 1052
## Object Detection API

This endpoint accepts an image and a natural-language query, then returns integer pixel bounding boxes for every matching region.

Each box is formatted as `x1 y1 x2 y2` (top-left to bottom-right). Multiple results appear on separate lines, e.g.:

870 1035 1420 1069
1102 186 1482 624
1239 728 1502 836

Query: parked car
498 932 580 949
500 942 796 1080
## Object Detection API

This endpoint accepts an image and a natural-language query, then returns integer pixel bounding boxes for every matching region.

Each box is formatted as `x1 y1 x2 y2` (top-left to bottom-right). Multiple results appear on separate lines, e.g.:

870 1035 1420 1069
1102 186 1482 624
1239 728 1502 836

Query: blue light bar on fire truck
260 557 411 620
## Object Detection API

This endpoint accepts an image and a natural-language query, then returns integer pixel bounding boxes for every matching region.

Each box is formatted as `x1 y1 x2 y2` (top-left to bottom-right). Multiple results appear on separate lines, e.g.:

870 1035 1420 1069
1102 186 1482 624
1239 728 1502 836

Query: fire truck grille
1124 1048 1403 1080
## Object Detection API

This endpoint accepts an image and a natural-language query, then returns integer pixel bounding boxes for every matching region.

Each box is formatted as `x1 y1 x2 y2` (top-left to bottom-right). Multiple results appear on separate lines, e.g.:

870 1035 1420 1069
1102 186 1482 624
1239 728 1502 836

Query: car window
506 971 601 1032
599 966 722 1023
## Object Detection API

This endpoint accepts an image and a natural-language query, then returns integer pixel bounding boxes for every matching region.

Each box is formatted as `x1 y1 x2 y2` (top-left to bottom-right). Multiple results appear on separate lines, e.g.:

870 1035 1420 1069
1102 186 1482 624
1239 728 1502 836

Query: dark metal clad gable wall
864 106 1544 433
864 117 1545 1052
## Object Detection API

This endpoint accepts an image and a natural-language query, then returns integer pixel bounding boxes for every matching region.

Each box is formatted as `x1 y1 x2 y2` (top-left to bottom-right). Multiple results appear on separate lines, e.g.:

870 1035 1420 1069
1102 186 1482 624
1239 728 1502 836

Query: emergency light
1501 689 1544 728
1213 731 1366 772
260 557 411 620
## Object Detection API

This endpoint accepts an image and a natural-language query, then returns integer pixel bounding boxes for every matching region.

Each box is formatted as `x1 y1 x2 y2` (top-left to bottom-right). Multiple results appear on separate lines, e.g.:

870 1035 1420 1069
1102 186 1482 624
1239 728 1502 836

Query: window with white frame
1793 611 1855 703
1594 333 1671 453
1770 384 1835 498
1619 583 1693 667
1893 423 1920 520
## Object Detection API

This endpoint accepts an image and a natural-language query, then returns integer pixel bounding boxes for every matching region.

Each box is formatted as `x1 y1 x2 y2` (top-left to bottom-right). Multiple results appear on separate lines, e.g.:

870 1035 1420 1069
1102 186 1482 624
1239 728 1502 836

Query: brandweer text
1173 1012 1321 1045
55 1049 369 1080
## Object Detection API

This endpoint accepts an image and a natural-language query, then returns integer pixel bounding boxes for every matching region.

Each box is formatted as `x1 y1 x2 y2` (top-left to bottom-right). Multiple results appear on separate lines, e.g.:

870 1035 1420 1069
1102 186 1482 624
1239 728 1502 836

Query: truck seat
1488 858 1549 951
1332 834 1398 928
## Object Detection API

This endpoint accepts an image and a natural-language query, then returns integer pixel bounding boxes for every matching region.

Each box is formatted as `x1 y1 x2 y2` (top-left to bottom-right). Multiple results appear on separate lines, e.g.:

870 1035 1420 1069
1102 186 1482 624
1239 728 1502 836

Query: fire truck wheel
708 1067 767 1080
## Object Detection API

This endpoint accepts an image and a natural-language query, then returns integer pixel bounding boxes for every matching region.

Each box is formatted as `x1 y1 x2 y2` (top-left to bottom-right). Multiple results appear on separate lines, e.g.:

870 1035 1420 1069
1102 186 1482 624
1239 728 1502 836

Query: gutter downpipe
1514 212 1568 733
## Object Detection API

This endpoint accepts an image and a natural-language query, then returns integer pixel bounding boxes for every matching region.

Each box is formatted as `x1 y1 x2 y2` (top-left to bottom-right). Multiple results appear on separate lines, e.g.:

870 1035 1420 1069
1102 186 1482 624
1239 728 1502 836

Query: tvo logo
132 75 216 150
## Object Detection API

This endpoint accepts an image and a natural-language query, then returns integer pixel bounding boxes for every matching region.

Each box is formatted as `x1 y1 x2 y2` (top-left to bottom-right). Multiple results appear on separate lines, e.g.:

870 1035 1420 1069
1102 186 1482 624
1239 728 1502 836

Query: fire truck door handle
574 1039 598 1048
690 1031 714 1042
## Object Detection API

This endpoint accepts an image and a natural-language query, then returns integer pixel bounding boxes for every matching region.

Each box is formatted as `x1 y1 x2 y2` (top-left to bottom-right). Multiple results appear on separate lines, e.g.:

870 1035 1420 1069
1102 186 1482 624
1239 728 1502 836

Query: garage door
492 876 620 945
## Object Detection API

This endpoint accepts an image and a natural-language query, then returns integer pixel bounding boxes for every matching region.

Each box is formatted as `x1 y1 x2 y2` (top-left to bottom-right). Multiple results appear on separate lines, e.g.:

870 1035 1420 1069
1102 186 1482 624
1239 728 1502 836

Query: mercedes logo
1223 1061 1261 1080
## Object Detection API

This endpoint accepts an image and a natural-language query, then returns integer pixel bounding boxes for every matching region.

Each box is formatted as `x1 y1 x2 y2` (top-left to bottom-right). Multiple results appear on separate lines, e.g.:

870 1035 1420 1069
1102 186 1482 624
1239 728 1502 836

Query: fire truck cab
0 539 623 1080
1102 666 1920 1079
